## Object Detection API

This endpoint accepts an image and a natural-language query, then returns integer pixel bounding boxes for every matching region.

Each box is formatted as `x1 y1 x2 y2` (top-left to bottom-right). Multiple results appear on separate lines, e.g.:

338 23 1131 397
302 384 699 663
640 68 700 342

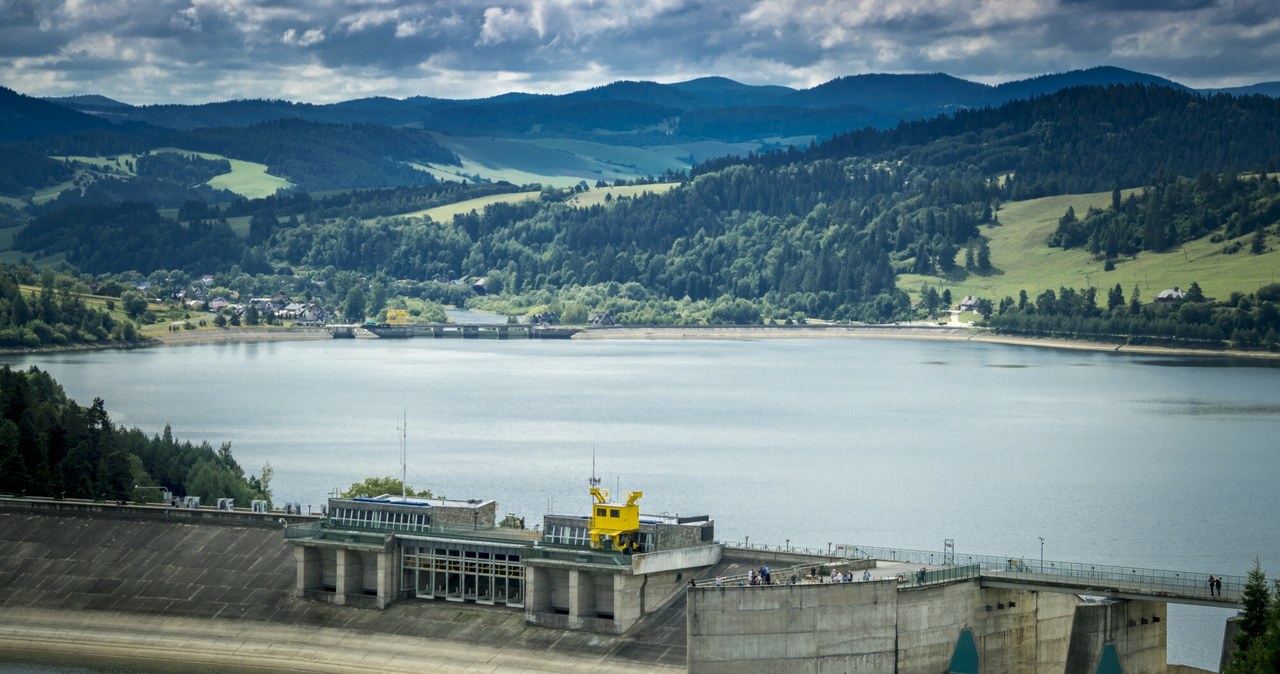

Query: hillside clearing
566 183 679 207
899 188 1279 304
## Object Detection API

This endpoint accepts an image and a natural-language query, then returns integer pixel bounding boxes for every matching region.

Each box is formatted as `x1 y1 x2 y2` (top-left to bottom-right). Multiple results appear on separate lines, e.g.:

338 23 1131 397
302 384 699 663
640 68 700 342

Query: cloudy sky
2 0 1278 104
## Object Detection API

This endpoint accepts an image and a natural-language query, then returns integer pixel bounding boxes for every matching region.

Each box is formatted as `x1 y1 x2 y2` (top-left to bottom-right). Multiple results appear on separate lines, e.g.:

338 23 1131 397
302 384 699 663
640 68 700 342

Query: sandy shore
150 326 334 346
0 607 676 674
142 323 1280 361
571 324 1280 360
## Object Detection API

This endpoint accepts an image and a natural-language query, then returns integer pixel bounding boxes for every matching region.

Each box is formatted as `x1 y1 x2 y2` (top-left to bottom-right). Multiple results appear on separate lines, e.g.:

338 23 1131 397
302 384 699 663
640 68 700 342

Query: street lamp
134 484 171 504
1039 536 1045 572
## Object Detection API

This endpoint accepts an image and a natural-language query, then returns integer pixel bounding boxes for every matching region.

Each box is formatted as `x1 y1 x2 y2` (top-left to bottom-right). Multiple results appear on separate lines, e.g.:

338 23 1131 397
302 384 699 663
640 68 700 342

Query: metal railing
523 546 632 567
843 543 1244 600
719 540 1243 601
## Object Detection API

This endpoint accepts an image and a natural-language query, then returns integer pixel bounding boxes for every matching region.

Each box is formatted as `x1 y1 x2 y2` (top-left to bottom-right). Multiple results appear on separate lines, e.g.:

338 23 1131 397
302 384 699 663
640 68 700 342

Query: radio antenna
589 447 601 489
400 410 407 501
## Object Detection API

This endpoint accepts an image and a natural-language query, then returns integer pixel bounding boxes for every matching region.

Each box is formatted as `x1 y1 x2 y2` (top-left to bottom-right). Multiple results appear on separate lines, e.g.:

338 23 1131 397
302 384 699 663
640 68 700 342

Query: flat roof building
286 489 721 633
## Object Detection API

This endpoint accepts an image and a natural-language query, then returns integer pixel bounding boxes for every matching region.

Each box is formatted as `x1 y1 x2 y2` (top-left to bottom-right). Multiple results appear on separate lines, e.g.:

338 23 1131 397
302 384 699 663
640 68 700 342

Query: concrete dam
0 495 1239 673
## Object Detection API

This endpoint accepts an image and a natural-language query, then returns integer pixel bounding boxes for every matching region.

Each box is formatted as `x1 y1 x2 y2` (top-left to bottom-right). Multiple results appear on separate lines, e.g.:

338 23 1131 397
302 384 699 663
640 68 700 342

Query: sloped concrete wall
688 580 898 674
1064 599 1166 674
0 504 690 669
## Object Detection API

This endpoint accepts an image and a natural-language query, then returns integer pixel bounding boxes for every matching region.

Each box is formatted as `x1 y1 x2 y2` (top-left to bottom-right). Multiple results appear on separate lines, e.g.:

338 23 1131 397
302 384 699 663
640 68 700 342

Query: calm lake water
5 336 1279 670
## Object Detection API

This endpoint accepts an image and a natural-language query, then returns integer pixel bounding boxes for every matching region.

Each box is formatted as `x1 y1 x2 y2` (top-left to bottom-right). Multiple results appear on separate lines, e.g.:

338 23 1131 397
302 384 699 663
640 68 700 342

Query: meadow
899 189 1277 304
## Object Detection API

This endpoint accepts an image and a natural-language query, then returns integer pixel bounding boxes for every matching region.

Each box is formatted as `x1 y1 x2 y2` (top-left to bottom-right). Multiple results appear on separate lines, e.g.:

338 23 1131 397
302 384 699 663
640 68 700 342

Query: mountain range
14 66 1277 147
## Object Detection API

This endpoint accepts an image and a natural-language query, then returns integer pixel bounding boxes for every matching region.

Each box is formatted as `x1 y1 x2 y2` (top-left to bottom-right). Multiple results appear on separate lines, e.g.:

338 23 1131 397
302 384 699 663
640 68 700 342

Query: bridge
325 323 580 340
724 541 1244 608
848 544 1243 608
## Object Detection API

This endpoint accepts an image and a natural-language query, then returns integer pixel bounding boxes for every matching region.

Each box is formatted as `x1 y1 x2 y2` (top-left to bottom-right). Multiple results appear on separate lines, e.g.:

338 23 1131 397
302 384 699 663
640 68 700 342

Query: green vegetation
2 83 1280 349
388 190 542 223
340 476 433 499
0 365 270 505
0 264 136 347
1226 561 1280 674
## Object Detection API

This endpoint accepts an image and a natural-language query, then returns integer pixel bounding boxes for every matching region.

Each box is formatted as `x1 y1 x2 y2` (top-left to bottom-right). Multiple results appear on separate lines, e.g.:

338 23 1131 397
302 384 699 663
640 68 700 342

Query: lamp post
134 484 170 504
1039 536 1045 572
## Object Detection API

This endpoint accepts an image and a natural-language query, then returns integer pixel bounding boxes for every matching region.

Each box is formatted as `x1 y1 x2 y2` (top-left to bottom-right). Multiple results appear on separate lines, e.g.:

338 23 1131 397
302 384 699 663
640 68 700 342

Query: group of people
702 564 877 588
1207 575 1224 596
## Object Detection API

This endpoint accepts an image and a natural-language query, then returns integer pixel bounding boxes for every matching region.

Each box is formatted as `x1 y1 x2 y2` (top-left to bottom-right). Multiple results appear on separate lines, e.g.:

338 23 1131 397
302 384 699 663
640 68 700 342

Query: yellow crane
588 487 643 553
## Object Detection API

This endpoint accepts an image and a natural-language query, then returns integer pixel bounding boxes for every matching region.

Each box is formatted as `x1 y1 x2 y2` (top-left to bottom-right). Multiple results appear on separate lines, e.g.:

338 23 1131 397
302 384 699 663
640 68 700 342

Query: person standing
1208 575 1216 596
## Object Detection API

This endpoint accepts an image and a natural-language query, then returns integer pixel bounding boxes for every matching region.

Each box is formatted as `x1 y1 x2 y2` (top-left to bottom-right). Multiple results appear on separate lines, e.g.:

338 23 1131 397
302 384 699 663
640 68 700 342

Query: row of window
402 545 524 607
330 506 431 532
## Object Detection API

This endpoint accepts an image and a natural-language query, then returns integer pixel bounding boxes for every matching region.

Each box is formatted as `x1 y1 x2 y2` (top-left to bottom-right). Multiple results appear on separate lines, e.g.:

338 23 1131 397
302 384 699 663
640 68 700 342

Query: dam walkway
724 542 1244 609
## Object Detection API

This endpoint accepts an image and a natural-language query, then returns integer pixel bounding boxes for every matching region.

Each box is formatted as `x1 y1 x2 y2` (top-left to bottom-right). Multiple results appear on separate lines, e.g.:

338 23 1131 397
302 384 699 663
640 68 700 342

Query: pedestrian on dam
862 569 872 582
1208 575 1216 595
1214 576 1222 596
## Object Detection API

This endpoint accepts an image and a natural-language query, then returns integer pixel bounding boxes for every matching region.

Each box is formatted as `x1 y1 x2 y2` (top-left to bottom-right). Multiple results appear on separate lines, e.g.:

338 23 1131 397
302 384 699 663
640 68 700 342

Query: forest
0 365 271 505
1 83 1279 348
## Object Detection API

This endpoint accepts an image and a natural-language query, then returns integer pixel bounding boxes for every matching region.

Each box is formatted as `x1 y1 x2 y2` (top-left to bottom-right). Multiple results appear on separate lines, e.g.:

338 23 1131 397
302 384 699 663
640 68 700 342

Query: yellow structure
384 309 409 325
588 487 643 553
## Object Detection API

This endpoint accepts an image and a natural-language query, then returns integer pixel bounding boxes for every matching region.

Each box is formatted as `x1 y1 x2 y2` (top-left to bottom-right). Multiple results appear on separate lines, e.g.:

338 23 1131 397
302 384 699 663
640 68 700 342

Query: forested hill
3 82 1279 341
0 365 270 505
34 66 1212 144
729 84 1280 200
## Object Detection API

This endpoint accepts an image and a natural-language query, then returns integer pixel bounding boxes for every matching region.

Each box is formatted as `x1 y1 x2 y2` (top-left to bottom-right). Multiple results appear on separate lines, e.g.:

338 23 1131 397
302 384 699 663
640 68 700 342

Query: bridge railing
842 543 1244 600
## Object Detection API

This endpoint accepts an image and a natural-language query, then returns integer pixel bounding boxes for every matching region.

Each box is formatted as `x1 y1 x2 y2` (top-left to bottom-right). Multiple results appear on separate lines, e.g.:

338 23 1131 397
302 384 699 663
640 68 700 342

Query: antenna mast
589 448 601 490
401 410 407 501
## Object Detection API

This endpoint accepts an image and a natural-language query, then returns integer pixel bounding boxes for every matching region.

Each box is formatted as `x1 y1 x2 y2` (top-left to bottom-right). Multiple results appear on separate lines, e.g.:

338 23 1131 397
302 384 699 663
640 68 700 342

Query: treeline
16 201 243 275
0 265 136 347
795 85 1280 200
985 282 1280 350
1050 172 1280 256
260 157 998 321
1226 562 1280 674
8 117 460 198
0 146 73 194
136 151 231 184
0 365 270 504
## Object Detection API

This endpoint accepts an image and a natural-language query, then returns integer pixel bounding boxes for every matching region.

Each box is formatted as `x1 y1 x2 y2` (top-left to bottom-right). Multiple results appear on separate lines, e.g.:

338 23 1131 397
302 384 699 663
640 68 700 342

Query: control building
286 489 720 633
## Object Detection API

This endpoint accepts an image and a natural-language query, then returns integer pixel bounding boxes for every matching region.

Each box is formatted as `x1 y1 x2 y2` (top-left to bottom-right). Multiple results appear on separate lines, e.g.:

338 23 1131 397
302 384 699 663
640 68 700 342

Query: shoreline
131 323 1280 361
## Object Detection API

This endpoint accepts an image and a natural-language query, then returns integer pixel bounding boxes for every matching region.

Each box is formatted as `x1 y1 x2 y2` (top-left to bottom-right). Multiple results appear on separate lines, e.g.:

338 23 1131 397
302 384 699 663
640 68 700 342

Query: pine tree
1227 563 1279 674
1236 560 1271 655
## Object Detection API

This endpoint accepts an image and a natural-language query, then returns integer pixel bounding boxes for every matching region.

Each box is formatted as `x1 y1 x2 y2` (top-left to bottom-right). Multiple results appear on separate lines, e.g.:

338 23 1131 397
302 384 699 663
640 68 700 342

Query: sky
2 0 1278 105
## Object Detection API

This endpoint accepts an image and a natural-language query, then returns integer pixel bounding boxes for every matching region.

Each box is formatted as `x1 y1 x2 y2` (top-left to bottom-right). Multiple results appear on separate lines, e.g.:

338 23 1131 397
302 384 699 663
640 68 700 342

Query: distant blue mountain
0 86 113 143
21 66 1278 146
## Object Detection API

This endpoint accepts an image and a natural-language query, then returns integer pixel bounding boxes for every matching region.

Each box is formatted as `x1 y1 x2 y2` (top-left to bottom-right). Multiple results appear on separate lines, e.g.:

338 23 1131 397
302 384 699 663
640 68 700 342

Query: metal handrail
722 540 1244 599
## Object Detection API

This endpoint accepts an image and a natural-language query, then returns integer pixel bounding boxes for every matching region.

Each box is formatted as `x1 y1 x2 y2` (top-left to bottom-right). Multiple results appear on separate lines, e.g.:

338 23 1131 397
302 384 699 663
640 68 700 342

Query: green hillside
424 134 689 187
900 188 1277 303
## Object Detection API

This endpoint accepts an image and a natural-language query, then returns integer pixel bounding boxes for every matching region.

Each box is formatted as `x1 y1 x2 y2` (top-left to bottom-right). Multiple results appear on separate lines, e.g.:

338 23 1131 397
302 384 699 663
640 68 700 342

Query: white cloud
0 0 1276 103
281 27 326 47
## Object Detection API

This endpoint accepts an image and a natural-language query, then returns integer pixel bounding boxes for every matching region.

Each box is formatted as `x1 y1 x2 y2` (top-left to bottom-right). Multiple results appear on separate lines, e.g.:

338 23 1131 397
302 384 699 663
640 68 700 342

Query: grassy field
369 183 681 224
899 189 1279 304
375 190 544 224
204 157 293 199
422 134 689 188
48 149 292 200
565 183 679 207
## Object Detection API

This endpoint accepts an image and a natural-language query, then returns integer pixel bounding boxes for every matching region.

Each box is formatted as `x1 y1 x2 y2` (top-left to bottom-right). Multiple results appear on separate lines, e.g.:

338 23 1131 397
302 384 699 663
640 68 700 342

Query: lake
4 335 1279 670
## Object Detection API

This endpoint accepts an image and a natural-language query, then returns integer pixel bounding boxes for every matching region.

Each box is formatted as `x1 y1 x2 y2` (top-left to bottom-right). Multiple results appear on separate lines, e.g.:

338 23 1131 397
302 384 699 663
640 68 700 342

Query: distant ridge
0 86 113 143
1207 82 1280 97
21 66 1280 145
990 66 1192 102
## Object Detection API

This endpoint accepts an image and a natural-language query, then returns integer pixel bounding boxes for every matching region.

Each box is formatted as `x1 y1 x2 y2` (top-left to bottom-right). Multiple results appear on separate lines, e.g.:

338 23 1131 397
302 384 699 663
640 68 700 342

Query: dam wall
687 577 1168 674
0 499 688 670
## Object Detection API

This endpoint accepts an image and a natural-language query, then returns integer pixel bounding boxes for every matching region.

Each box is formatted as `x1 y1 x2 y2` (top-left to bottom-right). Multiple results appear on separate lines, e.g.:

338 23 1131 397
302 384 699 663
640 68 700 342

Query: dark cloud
0 0 1276 103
